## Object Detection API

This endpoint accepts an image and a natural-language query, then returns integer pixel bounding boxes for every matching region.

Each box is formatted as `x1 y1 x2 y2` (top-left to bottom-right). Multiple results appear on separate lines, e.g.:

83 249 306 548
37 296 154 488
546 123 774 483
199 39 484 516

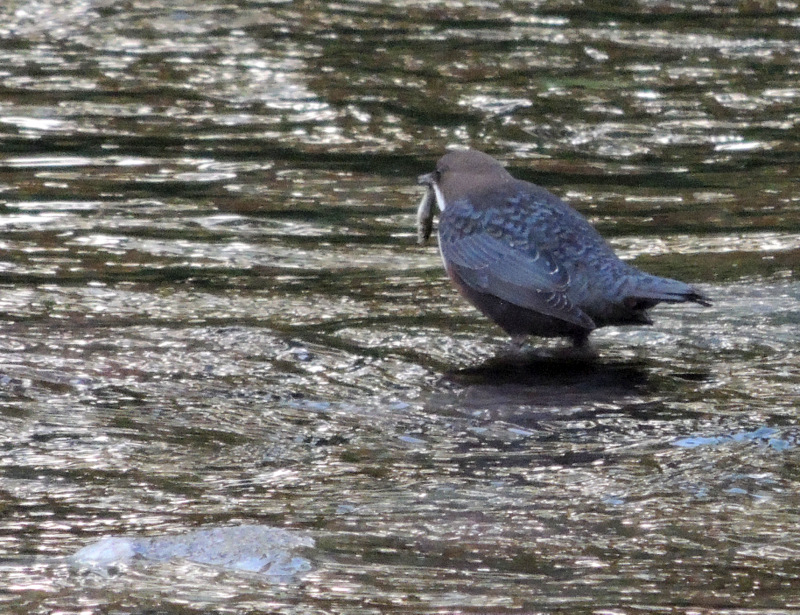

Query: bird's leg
510 335 528 351
570 331 591 349
495 335 529 360
563 332 598 360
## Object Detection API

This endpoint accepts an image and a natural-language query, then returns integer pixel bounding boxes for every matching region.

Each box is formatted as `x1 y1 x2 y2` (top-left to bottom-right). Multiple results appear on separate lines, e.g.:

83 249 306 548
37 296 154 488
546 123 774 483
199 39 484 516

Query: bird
416 149 710 348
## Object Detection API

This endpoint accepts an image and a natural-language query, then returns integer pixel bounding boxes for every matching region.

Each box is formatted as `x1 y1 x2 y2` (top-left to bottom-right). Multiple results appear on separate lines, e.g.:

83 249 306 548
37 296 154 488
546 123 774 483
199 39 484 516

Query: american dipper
417 149 710 347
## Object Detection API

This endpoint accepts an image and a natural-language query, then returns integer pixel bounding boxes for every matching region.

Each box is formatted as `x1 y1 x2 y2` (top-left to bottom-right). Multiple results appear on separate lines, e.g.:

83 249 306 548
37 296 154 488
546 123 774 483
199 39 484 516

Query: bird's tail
623 272 711 309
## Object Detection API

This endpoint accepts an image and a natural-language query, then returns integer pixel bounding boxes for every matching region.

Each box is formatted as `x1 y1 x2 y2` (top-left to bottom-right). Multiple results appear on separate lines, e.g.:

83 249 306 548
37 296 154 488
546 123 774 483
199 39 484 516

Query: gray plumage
417 149 710 347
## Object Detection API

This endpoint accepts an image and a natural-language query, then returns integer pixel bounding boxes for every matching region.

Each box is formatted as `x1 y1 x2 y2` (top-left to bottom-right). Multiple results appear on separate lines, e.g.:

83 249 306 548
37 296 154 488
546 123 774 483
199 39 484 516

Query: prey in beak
416 171 440 245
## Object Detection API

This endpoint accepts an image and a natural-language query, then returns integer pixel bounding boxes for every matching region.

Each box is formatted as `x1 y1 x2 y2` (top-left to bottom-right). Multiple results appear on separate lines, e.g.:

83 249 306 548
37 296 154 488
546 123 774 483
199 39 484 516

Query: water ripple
1 1 800 613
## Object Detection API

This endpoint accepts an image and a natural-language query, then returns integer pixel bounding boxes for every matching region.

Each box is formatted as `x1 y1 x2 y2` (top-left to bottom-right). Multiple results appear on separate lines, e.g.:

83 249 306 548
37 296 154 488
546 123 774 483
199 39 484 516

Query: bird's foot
492 336 552 362
493 335 599 365
550 341 599 362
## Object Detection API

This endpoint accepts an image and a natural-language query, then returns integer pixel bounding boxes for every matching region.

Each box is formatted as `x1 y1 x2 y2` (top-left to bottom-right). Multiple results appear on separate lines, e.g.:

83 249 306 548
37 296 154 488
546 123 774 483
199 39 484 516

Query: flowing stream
2 1 800 613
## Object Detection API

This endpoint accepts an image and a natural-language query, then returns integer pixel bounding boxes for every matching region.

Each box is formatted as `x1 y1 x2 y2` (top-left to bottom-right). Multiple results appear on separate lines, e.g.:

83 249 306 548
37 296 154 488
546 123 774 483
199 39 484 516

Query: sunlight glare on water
0 1 800 613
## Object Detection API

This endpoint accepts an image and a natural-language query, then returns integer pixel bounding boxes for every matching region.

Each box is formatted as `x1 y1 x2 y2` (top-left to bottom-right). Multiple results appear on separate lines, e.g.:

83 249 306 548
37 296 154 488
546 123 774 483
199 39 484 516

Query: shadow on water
442 344 649 390
422 349 667 432
445 348 651 385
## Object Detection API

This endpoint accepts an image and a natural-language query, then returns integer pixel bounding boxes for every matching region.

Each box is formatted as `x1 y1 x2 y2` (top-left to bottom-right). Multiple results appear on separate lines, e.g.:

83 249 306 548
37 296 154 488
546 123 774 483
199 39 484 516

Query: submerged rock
70 525 314 579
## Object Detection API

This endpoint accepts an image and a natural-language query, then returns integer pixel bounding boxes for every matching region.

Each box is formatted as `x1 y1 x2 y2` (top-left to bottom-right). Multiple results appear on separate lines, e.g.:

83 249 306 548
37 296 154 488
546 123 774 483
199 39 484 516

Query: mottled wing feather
440 211 596 330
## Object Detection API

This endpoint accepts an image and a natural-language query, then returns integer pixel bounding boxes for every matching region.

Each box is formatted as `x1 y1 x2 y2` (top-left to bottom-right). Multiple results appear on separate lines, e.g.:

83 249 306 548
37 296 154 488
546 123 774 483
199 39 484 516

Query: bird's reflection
425 349 655 427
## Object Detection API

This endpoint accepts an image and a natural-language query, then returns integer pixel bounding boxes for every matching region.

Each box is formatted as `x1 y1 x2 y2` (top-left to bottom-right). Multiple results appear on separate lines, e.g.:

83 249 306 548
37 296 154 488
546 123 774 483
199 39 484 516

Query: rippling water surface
2 1 800 613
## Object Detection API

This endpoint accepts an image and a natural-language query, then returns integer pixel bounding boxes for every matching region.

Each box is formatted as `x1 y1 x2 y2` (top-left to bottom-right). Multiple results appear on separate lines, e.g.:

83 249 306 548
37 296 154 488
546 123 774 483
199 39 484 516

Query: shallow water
1 1 800 613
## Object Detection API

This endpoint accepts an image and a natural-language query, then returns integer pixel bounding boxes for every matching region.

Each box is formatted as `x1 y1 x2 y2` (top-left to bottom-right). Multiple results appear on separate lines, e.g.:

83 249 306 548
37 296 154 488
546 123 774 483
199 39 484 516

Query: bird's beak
417 172 436 186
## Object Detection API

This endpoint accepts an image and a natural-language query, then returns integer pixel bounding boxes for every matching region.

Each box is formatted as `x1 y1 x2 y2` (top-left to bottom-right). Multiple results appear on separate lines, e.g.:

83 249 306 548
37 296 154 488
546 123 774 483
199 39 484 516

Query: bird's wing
439 210 595 330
